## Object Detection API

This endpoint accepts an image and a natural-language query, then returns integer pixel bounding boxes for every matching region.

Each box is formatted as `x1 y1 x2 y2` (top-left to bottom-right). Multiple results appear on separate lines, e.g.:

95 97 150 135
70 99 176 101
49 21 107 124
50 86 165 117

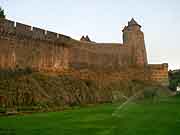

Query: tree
169 70 180 91
0 7 5 18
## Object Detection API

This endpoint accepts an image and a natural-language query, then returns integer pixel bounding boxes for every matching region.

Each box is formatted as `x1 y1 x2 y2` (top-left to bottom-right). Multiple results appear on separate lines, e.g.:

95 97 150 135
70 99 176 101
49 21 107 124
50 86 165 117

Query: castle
0 18 169 86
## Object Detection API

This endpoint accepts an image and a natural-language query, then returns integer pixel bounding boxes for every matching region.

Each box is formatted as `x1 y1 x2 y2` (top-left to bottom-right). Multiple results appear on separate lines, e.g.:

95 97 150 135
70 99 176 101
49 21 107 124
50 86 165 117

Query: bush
143 88 158 99
169 70 180 91
0 107 6 113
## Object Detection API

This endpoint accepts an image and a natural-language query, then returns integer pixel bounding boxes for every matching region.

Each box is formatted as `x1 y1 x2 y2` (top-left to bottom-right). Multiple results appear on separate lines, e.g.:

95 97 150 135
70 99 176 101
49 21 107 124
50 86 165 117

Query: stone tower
122 18 148 66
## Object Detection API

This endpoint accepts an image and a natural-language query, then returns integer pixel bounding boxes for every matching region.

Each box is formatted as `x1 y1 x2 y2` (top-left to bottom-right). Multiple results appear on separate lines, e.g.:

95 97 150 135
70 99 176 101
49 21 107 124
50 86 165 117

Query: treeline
169 69 180 91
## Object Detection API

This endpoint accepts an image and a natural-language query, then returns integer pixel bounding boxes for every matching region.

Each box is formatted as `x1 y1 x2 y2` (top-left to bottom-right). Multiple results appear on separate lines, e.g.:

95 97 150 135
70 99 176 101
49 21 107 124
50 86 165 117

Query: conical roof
128 18 141 27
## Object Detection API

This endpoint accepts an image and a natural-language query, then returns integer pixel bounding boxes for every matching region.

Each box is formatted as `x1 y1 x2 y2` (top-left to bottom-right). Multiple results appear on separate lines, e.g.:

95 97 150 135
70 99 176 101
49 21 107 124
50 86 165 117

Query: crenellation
0 19 71 43
58 33 71 41
0 19 15 34
32 27 45 40
46 31 58 40
16 22 32 37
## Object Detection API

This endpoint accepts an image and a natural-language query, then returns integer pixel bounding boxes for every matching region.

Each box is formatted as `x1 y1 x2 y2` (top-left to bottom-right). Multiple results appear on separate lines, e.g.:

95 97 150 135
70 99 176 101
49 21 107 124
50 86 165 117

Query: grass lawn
0 96 180 135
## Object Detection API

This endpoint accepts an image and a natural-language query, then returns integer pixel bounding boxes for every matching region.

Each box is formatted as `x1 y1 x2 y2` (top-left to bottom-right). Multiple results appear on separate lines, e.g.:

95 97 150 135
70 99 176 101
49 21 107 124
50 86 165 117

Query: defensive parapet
0 19 70 42
0 18 72 71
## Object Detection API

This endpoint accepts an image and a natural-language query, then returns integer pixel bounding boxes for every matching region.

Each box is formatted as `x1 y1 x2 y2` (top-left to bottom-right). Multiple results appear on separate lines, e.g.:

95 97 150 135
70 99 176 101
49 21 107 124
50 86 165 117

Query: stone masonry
0 18 169 86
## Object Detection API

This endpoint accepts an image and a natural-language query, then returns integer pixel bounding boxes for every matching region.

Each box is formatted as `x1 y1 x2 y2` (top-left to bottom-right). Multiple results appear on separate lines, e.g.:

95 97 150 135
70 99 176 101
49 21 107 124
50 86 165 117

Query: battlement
32 27 45 40
46 31 58 40
0 19 70 41
16 22 32 37
148 63 168 70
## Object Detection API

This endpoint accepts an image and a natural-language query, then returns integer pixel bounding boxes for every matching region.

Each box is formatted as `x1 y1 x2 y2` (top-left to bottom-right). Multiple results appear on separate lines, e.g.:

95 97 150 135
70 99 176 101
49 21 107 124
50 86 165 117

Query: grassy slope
0 70 170 110
0 96 180 135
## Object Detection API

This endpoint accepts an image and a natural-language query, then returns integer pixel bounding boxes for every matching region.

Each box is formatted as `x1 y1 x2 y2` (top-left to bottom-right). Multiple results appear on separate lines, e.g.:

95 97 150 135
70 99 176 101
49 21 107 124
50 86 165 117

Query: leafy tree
0 7 5 18
169 70 180 91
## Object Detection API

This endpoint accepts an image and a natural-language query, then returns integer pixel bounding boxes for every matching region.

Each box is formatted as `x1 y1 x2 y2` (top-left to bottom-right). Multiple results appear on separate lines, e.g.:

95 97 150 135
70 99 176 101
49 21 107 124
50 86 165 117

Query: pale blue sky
0 0 180 69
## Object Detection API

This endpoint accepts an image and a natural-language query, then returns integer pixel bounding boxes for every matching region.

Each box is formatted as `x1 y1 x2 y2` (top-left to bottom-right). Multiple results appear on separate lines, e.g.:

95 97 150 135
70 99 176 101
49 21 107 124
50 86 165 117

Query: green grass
0 96 180 135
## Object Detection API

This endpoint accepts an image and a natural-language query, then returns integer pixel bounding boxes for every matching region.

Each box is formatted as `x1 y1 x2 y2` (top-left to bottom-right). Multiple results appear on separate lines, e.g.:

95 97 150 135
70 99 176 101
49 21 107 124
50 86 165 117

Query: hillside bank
0 68 171 113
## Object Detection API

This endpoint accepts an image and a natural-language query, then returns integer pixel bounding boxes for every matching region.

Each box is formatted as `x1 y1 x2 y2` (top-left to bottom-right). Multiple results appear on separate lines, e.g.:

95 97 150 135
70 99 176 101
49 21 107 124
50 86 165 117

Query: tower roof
128 18 141 27
80 35 91 42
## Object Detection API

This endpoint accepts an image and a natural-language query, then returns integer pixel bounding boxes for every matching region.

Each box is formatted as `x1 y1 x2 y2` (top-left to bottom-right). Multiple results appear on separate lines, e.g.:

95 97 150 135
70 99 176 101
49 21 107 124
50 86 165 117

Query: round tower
122 18 148 66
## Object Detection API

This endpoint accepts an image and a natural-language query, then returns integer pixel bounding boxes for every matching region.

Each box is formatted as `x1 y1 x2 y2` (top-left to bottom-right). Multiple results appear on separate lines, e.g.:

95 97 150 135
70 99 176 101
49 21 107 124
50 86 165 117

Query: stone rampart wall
0 19 169 86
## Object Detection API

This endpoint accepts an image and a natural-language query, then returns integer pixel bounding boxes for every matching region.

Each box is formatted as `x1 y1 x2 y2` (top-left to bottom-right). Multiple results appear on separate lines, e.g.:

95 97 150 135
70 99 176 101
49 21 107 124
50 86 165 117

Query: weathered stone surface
0 18 169 86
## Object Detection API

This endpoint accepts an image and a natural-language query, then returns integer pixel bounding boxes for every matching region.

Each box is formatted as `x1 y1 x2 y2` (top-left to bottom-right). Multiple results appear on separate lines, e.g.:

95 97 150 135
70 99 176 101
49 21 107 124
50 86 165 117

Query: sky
0 0 180 69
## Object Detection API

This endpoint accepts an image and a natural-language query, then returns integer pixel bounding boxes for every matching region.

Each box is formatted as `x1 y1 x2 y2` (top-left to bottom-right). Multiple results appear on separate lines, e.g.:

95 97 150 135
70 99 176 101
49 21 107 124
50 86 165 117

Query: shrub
0 107 6 113
143 88 158 99
169 70 180 91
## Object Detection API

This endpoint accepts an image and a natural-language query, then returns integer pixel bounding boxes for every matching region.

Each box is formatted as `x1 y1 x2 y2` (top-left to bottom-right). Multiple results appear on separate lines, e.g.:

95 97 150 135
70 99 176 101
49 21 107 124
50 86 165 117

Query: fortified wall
0 18 169 86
